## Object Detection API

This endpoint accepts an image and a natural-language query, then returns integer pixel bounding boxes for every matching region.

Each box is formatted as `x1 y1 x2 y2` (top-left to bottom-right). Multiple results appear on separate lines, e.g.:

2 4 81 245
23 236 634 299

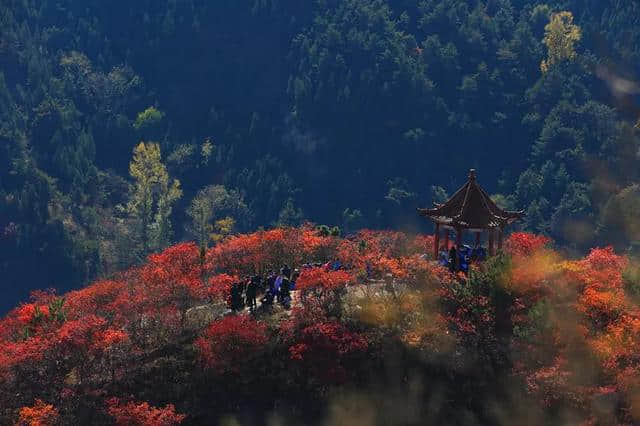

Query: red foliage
335 230 429 279
106 398 186 426
14 300 54 328
581 246 628 276
207 273 238 299
100 242 210 337
4 226 640 423
300 227 339 261
16 304 38 324
65 280 126 320
56 315 107 348
0 314 112 379
288 321 368 384
17 399 59 426
591 314 640 374
296 268 353 291
141 242 206 303
206 232 262 275
505 232 551 256
195 315 268 373
0 337 49 377
94 328 130 351
207 228 303 276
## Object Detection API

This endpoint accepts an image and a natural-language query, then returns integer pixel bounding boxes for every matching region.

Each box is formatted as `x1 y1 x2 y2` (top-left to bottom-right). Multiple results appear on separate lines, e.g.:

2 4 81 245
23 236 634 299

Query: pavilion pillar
498 226 504 252
444 229 450 250
488 229 495 256
475 232 481 247
455 227 463 247
434 223 440 260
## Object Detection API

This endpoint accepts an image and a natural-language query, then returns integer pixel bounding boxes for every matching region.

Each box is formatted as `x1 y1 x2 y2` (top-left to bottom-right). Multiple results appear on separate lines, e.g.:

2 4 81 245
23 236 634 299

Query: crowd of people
227 265 298 312
226 260 346 312
226 246 482 313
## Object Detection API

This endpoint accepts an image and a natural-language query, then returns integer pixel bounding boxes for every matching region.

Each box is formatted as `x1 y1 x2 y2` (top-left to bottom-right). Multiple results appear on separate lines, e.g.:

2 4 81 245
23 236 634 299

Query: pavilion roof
417 169 524 229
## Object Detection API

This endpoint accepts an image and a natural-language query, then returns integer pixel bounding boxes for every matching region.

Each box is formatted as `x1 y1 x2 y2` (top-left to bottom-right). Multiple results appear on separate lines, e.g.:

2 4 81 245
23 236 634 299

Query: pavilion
417 169 524 259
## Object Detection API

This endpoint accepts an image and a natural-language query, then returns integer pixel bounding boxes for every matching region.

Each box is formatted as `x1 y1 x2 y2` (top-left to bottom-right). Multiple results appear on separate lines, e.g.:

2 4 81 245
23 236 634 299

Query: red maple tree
195 314 268 374
287 320 368 384
106 398 186 426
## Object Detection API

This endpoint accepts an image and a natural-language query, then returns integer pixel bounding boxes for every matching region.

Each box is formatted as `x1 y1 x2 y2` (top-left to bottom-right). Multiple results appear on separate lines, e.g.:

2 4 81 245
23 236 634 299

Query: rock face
185 303 227 331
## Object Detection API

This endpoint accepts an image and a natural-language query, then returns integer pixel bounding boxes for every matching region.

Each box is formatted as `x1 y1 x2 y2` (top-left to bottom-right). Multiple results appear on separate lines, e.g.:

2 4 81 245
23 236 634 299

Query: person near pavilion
439 245 449 266
448 245 458 272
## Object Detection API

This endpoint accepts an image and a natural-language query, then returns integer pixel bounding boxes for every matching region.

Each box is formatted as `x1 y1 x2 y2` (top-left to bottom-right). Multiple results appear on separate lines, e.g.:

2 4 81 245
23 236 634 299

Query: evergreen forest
2 0 640 310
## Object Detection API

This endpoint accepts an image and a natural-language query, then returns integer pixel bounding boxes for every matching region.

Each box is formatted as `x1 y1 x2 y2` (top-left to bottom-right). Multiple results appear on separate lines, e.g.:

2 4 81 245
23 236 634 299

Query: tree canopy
1 0 640 311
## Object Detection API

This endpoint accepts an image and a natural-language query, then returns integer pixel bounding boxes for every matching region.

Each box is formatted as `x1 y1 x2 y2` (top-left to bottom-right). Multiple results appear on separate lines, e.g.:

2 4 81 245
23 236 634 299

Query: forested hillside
2 0 640 311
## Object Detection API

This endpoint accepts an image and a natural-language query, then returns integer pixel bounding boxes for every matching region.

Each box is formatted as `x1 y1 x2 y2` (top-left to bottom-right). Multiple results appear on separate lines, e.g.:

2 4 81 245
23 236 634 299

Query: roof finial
469 169 477 180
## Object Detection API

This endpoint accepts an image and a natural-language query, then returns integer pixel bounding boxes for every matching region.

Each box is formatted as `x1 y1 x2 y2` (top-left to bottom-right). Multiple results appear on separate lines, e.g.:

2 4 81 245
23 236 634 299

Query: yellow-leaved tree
540 11 581 73
128 142 182 254
211 217 236 243
186 185 250 249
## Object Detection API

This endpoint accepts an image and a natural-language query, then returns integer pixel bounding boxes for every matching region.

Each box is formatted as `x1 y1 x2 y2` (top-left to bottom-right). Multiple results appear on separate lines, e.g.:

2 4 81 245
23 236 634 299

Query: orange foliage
17 399 59 426
591 315 640 371
336 230 430 279
400 254 452 287
407 234 435 256
505 232 551 256
567 247 629 323
507 250 559 298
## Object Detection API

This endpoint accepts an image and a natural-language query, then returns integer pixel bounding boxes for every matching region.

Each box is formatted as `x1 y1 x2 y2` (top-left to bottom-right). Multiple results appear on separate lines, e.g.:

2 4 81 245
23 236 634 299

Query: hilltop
2 226 640 425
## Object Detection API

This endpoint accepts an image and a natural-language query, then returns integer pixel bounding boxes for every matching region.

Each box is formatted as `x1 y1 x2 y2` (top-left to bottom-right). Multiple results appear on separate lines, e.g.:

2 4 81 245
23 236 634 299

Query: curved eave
417 208 525 229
